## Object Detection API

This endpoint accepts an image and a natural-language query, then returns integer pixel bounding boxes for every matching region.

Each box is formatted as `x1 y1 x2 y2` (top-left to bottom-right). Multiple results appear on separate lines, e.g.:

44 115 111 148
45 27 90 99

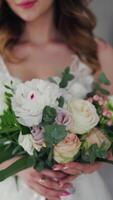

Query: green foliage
98 73 111 85
102 125 113 142
93 82 110 96
33 148 54 171
20 125 31 135
81 144 107 163
59 67 74 88
42 106 57 125
0 109 20 134
57 96 64 108
43 124 67 147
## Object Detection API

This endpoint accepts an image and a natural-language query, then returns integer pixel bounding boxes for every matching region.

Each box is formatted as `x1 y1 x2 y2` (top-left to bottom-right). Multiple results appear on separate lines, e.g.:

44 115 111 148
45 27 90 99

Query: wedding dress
0 54 112 200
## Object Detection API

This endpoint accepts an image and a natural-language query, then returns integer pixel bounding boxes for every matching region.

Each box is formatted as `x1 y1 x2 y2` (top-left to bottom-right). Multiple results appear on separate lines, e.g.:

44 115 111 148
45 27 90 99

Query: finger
59 175 78 185
29 181 70 199
59 167 83 176
107 151 113 160
54 162 102 173
35 175 72 191
41 169 66 180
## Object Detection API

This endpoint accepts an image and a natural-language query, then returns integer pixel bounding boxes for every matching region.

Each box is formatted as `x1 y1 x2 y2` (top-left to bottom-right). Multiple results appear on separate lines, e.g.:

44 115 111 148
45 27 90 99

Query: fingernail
62 166 68 170
53 167 60 171
53 178 59 181
61 191 70 196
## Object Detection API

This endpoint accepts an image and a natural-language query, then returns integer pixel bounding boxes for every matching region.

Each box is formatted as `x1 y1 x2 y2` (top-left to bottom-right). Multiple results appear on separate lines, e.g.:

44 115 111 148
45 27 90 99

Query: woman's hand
17 168 73 200
53 162 103 185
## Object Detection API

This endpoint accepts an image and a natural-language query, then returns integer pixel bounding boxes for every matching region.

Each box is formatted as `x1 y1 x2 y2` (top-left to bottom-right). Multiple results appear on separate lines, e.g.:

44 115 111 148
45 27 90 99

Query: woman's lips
16 0 38 9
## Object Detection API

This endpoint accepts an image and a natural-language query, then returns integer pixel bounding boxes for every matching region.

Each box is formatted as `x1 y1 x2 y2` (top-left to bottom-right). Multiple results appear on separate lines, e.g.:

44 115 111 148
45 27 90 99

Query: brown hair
0 0 100 72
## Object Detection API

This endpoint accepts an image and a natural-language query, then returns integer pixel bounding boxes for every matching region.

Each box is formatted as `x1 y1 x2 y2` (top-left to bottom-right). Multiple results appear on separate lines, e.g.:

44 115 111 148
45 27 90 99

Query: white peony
12 79 61 127
66 99 99 134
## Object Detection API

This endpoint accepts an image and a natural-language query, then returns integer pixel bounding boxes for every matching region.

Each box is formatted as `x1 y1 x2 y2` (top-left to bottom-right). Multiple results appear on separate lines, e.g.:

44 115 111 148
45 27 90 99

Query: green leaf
81 144 97 163
42 106 57 125
34 160 45 171
44 124 67 146
0 109 20 134
98 73 111 85
81 144 107 163
0 144 15 164
0 155 34 181
59 67 74 88
57 96 64 108
20 125 31 135
102 126 113 142
99 88 110 95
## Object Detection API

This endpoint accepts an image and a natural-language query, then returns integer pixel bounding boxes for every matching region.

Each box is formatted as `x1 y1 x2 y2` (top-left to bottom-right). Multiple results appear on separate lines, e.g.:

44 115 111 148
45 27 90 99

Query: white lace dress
0 55 112 200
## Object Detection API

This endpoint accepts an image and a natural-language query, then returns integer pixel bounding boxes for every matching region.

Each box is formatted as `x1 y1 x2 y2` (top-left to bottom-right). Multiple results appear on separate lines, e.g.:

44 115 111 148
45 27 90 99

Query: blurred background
90 0 113 197
90 0 113 45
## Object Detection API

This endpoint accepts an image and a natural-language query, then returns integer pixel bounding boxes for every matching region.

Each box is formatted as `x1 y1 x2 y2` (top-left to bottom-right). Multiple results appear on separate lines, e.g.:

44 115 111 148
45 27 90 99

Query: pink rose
54 133 81 163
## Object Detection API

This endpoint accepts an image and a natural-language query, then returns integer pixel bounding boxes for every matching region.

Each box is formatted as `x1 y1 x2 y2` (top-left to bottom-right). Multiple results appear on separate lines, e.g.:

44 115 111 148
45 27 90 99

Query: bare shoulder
95 38 113 92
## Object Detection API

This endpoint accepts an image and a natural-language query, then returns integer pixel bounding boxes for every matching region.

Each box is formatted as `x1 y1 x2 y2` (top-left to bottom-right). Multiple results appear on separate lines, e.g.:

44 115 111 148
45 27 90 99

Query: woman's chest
5 44 74 81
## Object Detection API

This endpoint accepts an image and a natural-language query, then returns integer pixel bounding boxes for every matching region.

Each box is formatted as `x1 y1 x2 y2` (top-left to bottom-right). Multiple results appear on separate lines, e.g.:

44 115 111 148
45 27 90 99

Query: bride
0 0 113 200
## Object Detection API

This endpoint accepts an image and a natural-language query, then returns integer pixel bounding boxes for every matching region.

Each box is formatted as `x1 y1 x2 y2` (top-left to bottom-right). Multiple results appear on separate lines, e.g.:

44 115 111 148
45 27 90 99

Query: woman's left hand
53 162 103 185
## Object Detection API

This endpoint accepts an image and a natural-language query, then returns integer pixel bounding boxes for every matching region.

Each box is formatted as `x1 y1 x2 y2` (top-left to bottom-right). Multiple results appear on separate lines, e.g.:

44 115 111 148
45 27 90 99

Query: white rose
54 133 81 163
66 99 99 134
12 79 61 127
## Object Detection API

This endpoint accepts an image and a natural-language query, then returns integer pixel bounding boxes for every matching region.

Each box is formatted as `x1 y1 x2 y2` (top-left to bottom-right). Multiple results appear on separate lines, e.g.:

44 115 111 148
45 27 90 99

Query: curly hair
0 0 100 72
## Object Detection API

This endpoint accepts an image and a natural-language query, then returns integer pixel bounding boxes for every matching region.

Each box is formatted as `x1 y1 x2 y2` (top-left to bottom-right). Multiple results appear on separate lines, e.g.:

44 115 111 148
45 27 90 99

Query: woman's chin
18 13 40 22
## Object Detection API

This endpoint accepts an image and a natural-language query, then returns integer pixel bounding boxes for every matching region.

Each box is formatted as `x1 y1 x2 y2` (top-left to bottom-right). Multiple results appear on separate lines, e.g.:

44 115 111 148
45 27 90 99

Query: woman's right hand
17 167 73 200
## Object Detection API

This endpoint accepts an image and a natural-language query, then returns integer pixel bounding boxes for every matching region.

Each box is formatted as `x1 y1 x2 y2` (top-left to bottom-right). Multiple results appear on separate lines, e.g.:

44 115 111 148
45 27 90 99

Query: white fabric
0 55 112 200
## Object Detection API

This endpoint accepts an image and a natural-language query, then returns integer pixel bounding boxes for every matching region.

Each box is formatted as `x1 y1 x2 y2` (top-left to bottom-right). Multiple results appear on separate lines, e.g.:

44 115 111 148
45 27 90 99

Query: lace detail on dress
70 55 94 93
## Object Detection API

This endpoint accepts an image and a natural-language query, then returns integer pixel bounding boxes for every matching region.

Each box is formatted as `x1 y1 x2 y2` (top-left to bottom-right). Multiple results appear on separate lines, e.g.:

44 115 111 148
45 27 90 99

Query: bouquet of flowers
0 67 113 182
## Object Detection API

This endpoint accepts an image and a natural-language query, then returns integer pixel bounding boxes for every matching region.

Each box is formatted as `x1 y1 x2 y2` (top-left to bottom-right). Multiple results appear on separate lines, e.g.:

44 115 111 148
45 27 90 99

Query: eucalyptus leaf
59 67 74 88
98 73 111 85
57 96 64 108
99 88 110 95
42 106 57 125
44 124 67 146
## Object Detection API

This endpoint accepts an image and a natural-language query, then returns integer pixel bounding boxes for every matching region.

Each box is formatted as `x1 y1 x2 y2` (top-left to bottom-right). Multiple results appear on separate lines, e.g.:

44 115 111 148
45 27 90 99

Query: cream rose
85 128 111 150
54 133 81 163
66 99 99 134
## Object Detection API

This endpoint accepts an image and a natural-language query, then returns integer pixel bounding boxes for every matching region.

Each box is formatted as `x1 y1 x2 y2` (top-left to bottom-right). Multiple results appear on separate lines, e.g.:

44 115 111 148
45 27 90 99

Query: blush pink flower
31 126 46 151
56 108 73 129
54 133 81 163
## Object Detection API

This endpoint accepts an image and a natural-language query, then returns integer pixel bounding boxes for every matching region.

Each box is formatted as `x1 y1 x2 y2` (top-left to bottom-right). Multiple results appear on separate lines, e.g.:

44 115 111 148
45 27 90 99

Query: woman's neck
22 4 60 45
